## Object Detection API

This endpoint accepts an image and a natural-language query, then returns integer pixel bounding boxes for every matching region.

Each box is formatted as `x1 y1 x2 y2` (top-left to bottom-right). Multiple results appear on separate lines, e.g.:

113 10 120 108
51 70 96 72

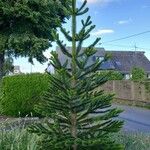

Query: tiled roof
107 51 150 73
56 47 150 73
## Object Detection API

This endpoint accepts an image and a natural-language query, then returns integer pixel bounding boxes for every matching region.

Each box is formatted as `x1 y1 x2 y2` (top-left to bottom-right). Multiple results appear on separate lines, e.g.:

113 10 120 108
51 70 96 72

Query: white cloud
84 0 99 3
91 29 114 36
43 50 52 59
118 18 132 25
79 0 119 4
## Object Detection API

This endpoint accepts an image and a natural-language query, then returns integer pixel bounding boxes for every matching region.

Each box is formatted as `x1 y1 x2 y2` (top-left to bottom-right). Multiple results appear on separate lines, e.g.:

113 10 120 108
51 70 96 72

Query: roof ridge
106 50 145 53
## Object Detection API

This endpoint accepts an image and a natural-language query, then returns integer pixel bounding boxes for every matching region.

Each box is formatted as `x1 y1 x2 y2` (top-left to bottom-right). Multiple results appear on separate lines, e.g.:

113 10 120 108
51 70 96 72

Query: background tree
0 0 70 78
29 0 123 149
131 67 146 81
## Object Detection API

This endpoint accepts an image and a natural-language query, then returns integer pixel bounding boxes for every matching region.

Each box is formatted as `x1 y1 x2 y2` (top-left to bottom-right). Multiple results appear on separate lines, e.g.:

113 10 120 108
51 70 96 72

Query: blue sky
14 0 150 73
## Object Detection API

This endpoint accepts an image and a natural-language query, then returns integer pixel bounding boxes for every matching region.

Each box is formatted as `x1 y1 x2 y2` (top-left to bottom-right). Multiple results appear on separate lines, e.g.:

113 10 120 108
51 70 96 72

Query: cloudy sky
14 0 150 73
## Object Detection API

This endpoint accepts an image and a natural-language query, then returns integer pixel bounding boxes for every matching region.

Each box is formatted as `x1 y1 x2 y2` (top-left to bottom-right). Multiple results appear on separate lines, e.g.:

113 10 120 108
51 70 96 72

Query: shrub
131 67 146 81
98 70 124 80
0 73 49 117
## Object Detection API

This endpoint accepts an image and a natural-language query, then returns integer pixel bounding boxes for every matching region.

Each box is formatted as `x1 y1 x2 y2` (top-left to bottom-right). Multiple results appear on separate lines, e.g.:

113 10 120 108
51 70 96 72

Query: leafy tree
0 0 70 78
131 67 146 81
29 0 123 149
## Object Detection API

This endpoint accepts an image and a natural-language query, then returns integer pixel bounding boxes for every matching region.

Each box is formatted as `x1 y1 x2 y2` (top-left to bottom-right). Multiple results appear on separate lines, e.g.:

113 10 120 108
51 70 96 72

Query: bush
0 73 49 117
131 67 146 81
98 70 124 80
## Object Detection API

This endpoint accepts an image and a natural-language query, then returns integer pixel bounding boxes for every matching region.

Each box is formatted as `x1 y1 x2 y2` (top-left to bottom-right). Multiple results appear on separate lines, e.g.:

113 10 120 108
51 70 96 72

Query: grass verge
113 99 150 110
114 131 150 150
0 126 150 150
0 128 38 150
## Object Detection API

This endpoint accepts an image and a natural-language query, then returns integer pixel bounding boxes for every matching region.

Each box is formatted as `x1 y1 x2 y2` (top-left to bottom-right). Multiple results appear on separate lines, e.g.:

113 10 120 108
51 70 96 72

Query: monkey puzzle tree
29 0 124 149
0 0 70 78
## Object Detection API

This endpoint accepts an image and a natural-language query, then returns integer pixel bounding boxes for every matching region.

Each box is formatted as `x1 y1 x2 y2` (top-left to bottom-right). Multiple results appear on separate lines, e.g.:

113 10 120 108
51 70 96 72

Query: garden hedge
0 73 49 117
98 70 124 80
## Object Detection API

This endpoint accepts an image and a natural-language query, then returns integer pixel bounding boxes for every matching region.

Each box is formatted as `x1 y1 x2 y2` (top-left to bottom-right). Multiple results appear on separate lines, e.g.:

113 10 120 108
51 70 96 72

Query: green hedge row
98 71 124 80
0 71 123 117
0 73 49 117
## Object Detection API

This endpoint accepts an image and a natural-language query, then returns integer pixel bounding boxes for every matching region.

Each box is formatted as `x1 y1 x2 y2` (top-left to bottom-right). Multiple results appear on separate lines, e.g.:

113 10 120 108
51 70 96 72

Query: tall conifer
29 0 124 149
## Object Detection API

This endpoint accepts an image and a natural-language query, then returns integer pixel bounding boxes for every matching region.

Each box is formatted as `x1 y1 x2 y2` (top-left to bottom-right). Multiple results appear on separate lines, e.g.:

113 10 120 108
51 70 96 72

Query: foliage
0 128 38 150
0 125 150 150
98 71 123 80
131 67 146 81
0 0 70 78
0 73 49 117
113 132 150 150
29 0 123 150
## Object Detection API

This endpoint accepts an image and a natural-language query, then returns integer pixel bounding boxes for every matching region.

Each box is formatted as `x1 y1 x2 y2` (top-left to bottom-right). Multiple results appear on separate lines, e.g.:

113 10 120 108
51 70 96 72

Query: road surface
0 105 150 133
114 104 150 133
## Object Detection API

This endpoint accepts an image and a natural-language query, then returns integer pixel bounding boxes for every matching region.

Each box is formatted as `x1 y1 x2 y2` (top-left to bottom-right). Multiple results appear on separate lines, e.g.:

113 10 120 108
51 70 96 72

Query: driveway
114 104 150 133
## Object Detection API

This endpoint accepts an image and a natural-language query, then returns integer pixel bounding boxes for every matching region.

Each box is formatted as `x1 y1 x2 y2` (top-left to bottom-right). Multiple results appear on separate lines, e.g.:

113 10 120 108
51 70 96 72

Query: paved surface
114 105 150 133
1 105 150 133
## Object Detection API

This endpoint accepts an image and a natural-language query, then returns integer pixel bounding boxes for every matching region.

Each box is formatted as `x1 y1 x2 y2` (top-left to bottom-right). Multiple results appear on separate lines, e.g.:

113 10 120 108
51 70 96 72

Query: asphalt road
114 104 150 133
0 104 150 133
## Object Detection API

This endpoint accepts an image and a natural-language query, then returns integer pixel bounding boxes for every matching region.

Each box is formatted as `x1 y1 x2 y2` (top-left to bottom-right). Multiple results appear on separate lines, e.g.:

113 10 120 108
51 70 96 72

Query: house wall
100 80 150 104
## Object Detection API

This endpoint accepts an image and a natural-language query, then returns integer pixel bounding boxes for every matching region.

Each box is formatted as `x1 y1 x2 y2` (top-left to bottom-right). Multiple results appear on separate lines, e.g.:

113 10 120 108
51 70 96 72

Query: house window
124 74 131 80
115 61 121 66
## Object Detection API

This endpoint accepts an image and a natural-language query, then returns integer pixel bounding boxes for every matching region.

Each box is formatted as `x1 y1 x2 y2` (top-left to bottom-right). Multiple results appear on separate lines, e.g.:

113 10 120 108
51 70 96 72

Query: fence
101 81 150 104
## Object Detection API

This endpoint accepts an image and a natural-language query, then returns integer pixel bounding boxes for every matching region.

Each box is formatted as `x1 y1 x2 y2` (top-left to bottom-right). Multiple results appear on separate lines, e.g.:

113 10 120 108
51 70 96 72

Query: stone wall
101 81 150 104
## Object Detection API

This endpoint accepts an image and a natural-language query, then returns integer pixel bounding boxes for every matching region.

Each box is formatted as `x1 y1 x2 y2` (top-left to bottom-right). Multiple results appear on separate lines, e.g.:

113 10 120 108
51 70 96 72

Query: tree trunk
71 113 77 150
71 0 77 149
0 51 5 79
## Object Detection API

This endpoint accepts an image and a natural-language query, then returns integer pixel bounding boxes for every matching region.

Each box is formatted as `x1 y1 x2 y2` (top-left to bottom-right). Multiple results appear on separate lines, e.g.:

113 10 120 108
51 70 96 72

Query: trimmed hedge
98 71 124 80
0 73 49 117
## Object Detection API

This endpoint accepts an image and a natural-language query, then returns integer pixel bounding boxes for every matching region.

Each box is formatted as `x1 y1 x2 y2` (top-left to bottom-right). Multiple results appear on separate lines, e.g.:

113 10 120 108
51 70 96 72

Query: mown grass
0 127 150 150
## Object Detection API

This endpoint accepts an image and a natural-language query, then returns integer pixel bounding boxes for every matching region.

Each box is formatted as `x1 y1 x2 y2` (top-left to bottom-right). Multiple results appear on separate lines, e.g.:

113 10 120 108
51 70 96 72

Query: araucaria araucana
29 0 124 149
